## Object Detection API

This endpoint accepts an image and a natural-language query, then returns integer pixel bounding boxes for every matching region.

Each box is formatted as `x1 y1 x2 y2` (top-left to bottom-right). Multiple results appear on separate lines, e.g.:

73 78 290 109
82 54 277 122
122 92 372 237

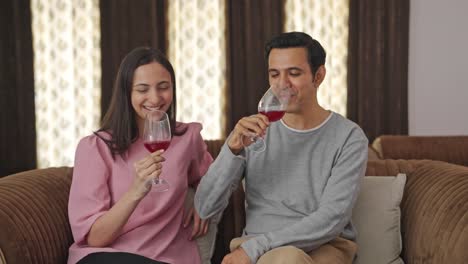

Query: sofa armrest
0 167 73 264
372 135 468 166
401 161 468 263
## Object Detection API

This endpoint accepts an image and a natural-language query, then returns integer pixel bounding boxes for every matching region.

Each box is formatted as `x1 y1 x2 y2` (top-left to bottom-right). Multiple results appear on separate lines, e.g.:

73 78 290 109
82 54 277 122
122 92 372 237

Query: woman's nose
148 88 160 104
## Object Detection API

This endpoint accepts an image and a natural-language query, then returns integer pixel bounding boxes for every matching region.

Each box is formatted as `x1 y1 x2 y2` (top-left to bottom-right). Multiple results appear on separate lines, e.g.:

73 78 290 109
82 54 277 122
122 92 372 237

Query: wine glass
143 110 171 192
244 85 291 152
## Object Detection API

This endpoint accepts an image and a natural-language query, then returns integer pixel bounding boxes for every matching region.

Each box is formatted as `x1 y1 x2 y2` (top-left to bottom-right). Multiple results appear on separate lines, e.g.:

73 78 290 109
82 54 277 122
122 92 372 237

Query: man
195 32 368 264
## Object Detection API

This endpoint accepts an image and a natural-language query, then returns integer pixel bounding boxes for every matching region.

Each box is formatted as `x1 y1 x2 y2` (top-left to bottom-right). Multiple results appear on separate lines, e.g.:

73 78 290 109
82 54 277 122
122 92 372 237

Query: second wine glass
143 110 171 192
244 85 291 152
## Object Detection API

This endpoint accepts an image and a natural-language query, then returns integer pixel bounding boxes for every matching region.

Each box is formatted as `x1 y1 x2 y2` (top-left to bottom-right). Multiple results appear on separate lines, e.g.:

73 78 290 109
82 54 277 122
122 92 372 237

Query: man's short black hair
265 32 326 75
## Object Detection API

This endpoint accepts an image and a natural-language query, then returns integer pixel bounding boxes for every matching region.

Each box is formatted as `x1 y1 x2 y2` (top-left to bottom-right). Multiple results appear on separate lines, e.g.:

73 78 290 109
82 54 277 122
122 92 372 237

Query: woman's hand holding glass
142 110 171 192
131 150 165 200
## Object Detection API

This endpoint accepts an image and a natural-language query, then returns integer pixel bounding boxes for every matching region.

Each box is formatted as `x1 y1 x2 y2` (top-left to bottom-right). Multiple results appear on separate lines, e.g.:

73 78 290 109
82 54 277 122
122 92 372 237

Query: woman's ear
313 66 326 87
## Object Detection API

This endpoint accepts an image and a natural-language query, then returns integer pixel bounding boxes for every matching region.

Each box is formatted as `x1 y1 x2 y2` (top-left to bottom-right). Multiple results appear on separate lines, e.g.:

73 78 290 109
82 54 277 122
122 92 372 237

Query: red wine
259 110 285 122
144 140 171 153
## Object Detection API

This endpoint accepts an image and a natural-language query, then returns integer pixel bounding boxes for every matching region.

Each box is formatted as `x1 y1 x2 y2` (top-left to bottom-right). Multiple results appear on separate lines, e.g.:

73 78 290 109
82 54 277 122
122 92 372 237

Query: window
285 0 349 116
167 0 227 139
31 0 101 167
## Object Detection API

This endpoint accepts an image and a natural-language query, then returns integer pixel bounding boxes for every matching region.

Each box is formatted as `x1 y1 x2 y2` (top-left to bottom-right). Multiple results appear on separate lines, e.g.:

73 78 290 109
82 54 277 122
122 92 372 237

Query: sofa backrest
372 135 468 166
0 167 73 264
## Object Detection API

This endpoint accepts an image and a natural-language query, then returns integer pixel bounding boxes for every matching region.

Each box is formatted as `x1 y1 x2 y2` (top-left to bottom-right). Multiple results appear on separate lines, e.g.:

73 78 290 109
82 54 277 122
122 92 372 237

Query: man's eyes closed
289 70 301 76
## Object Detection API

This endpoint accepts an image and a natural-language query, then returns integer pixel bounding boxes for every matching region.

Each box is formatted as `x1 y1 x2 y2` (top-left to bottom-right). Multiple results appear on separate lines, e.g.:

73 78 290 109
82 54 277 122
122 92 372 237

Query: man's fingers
237 122 263 138
239 116 268 134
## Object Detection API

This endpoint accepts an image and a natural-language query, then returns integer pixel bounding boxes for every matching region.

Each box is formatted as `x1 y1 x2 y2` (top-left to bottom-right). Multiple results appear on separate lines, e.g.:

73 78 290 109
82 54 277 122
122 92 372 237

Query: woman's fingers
201 219 209 236
191 215 201 240
183 207 194 228
150 150 166 162
189 212 210 239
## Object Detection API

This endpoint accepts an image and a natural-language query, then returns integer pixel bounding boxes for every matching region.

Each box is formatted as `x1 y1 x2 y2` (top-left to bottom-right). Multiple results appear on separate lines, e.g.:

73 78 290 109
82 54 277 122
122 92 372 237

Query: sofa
372 135 468 166
1 140 468 264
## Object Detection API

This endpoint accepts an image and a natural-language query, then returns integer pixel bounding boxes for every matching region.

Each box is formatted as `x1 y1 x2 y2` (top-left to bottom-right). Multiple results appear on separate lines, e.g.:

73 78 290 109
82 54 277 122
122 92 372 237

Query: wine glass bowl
243 85 291 152
258 85 290 121
143 110 171 192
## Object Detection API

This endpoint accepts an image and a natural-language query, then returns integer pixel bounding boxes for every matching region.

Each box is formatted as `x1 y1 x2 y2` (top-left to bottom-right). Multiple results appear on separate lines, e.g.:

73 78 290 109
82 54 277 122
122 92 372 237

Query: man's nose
279 74 291 89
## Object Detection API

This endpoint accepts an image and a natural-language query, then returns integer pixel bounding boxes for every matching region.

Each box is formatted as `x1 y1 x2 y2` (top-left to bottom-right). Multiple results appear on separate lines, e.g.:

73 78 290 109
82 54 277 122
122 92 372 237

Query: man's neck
282 105 330 130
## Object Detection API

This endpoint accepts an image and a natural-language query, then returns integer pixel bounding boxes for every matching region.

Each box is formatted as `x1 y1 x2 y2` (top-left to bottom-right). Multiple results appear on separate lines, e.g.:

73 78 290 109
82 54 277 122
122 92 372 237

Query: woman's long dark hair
96 47 185 157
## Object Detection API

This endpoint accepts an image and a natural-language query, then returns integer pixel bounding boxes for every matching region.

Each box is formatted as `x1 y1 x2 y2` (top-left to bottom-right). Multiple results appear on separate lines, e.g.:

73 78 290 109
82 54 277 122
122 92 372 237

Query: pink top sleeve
187 123 213 187
68 134 112 245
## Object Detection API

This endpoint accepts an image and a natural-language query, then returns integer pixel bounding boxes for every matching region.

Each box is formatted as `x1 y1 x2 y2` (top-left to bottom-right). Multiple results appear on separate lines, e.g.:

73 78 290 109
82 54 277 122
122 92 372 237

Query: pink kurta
67 122 213 264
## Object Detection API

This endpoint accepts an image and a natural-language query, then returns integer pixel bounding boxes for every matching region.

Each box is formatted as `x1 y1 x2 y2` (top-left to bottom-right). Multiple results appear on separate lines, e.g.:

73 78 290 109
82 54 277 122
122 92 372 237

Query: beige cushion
352 174 406 264
0 247 5 264
185 188 221 264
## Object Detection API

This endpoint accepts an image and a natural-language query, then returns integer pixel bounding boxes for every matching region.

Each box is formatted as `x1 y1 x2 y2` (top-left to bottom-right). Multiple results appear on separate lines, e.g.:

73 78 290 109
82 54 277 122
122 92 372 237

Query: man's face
267 47 318 114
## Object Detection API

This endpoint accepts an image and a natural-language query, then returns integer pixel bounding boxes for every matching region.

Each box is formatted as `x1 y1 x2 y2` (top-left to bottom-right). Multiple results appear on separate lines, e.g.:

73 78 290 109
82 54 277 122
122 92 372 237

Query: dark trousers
77 252 169 264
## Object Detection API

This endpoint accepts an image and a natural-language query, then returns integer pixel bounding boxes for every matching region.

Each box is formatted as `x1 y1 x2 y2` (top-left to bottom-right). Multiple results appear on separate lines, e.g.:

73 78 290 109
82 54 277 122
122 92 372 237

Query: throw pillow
352 173 406 264
185 187 222 264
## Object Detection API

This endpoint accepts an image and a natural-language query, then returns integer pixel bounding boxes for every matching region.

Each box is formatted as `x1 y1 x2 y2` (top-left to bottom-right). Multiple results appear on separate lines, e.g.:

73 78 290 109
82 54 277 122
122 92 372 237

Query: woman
68 47 213 264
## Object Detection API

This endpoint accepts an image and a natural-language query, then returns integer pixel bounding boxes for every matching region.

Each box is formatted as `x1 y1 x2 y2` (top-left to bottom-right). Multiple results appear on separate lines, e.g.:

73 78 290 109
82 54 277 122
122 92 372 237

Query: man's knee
257 246 312 264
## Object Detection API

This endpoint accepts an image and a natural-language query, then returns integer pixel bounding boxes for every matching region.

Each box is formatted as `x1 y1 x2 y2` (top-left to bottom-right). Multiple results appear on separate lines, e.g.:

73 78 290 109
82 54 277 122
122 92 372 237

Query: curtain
347 0 409 142
212 0 285 261
100 0 167 116
226 0 285 132
0 0 36 177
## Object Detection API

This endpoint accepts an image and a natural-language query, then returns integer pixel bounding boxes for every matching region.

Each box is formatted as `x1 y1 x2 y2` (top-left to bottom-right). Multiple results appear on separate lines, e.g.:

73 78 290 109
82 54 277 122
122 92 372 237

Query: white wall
409 0 468 135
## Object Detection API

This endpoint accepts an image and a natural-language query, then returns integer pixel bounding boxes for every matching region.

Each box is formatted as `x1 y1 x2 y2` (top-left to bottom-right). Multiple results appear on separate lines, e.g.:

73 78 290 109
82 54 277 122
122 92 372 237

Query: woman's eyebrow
133 83 150 87
157 80 170 85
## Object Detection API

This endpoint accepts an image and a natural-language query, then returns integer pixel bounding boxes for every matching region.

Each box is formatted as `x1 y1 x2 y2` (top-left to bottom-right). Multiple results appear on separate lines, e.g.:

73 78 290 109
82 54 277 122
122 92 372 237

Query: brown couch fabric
400 161 468 263
0 167 73 264
366 159 468 263
373 135 468 166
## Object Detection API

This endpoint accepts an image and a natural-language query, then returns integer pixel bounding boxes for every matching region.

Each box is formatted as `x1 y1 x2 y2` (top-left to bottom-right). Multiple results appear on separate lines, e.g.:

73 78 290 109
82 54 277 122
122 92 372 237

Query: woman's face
131 62 173 131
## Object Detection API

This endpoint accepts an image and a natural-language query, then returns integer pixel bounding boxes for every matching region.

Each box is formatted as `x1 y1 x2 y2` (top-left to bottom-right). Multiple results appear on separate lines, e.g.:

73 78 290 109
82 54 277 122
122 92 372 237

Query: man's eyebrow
268 67 303 72
287 67 303 71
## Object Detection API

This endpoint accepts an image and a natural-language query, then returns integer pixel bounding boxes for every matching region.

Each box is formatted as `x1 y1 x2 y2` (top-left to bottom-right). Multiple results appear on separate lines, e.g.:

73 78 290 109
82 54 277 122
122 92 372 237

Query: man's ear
313 65 326 87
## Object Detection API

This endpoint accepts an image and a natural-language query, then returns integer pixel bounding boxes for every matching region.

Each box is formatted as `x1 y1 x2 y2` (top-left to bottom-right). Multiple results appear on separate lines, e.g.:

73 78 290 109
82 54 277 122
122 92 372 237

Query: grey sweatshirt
195 112 368 263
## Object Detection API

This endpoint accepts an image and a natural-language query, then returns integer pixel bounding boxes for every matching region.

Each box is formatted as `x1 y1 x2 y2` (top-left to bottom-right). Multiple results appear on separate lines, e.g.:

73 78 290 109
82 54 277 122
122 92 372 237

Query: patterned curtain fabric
32 0 101 168
284 0 350 117
167 0 227 140
0 0 36 176
347 0 409 142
